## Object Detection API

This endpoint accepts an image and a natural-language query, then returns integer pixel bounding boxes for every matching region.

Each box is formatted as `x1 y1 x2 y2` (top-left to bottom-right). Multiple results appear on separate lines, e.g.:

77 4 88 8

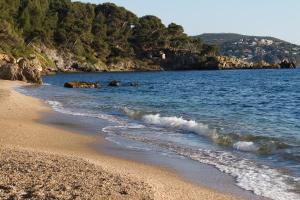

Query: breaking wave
43 103 300 200
122 107 209 135
142 114 210 135
103 127 300 200
122 107 292 155
233 141 258 152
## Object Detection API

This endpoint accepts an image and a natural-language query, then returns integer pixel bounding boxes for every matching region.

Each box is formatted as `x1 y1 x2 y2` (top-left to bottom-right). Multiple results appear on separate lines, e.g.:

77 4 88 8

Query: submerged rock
64 81 100 88
108 80 121 87
129 82 139 87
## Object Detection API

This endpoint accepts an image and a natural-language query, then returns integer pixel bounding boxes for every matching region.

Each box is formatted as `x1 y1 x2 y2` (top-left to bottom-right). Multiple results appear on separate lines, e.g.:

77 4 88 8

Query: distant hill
196 33 300 65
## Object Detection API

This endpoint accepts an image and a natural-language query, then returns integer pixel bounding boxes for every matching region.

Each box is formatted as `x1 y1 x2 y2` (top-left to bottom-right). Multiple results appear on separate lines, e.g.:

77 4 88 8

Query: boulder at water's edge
64 81 100 88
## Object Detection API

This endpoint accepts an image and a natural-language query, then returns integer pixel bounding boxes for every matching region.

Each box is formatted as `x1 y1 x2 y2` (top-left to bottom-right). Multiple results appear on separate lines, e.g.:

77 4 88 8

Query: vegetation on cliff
0 0 218 71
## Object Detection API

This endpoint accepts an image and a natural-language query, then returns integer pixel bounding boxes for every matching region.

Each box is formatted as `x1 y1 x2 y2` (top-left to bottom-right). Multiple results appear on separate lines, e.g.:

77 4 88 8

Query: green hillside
0 0 217 67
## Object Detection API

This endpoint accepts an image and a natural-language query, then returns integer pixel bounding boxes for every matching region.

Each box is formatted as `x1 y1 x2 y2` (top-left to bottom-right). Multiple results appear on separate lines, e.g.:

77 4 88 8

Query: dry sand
0 80 239 200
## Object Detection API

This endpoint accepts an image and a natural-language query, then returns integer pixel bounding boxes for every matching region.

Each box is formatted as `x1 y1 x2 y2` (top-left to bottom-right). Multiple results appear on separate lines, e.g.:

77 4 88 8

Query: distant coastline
197 33 300 65
0 50 297 85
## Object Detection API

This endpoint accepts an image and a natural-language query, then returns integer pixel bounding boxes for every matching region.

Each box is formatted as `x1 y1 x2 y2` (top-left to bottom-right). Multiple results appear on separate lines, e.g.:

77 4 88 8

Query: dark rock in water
64 81 100 88
279 60 296 69
108 80 121 87
129 82 139 87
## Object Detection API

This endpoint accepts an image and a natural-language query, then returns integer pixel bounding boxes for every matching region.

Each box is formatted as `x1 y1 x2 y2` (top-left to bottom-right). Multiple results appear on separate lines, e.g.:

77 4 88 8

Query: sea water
17 69 300 200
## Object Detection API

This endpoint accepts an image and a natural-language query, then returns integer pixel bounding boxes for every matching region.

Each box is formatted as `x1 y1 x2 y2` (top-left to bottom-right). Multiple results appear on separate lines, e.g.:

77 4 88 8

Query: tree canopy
0 0 218 63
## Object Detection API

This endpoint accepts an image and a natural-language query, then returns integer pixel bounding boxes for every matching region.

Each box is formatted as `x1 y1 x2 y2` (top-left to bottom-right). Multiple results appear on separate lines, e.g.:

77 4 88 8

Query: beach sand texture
0 80 238 200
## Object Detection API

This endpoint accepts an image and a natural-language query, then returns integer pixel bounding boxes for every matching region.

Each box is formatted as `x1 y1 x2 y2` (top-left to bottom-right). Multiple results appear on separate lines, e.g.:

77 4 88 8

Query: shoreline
0 80 239 200
40 111 267 200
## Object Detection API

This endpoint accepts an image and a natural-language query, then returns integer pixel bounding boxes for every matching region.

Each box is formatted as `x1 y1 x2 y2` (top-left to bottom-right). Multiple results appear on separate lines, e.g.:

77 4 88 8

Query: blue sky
76 0 300 44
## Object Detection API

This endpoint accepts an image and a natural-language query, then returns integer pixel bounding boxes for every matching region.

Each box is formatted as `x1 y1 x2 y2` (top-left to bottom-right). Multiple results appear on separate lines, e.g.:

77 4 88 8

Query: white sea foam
46 100 121 124
127 124 146 129
102 124 145 135
185 149 300 200
122 107 210 136
142 114 209 135
105 136 121 145
115 134 300 200
102 125 127 134
233 141 258 152
47 100 63 110
122 107 139 118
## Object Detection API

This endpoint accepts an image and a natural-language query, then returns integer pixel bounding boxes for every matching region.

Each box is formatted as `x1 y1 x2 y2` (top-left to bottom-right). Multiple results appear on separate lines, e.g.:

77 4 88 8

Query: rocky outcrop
160 50 201 70
31 45 297 74
150 50 255 70
279 60 296 69
1 44 296 86
203 56 261 70
64 81 100 88
35 45 163 73
0 54 42 84
35 45 106 73
213 56 253 69
142 49 297 71
202 56 295 70
107 59 162 72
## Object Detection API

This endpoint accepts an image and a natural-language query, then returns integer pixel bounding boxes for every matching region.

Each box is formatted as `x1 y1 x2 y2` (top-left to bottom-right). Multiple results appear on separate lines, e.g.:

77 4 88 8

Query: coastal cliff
37 45 162 73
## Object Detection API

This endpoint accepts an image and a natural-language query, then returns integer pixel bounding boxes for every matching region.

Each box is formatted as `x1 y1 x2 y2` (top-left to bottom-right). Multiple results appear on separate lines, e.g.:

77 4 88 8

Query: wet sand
0 80 239 200
40 101 268 200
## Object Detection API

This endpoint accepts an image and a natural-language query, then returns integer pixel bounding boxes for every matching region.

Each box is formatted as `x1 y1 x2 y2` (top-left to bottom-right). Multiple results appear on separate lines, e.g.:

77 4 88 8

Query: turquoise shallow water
19 69 300 200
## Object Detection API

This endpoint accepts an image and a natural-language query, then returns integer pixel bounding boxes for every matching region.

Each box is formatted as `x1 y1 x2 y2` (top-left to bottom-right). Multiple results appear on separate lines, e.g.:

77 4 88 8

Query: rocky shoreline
0 46 297 84
0 54 42 84
204 56 297 70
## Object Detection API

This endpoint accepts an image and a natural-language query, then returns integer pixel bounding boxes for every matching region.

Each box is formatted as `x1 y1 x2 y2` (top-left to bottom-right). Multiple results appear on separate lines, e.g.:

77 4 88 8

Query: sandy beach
0 80 239 200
